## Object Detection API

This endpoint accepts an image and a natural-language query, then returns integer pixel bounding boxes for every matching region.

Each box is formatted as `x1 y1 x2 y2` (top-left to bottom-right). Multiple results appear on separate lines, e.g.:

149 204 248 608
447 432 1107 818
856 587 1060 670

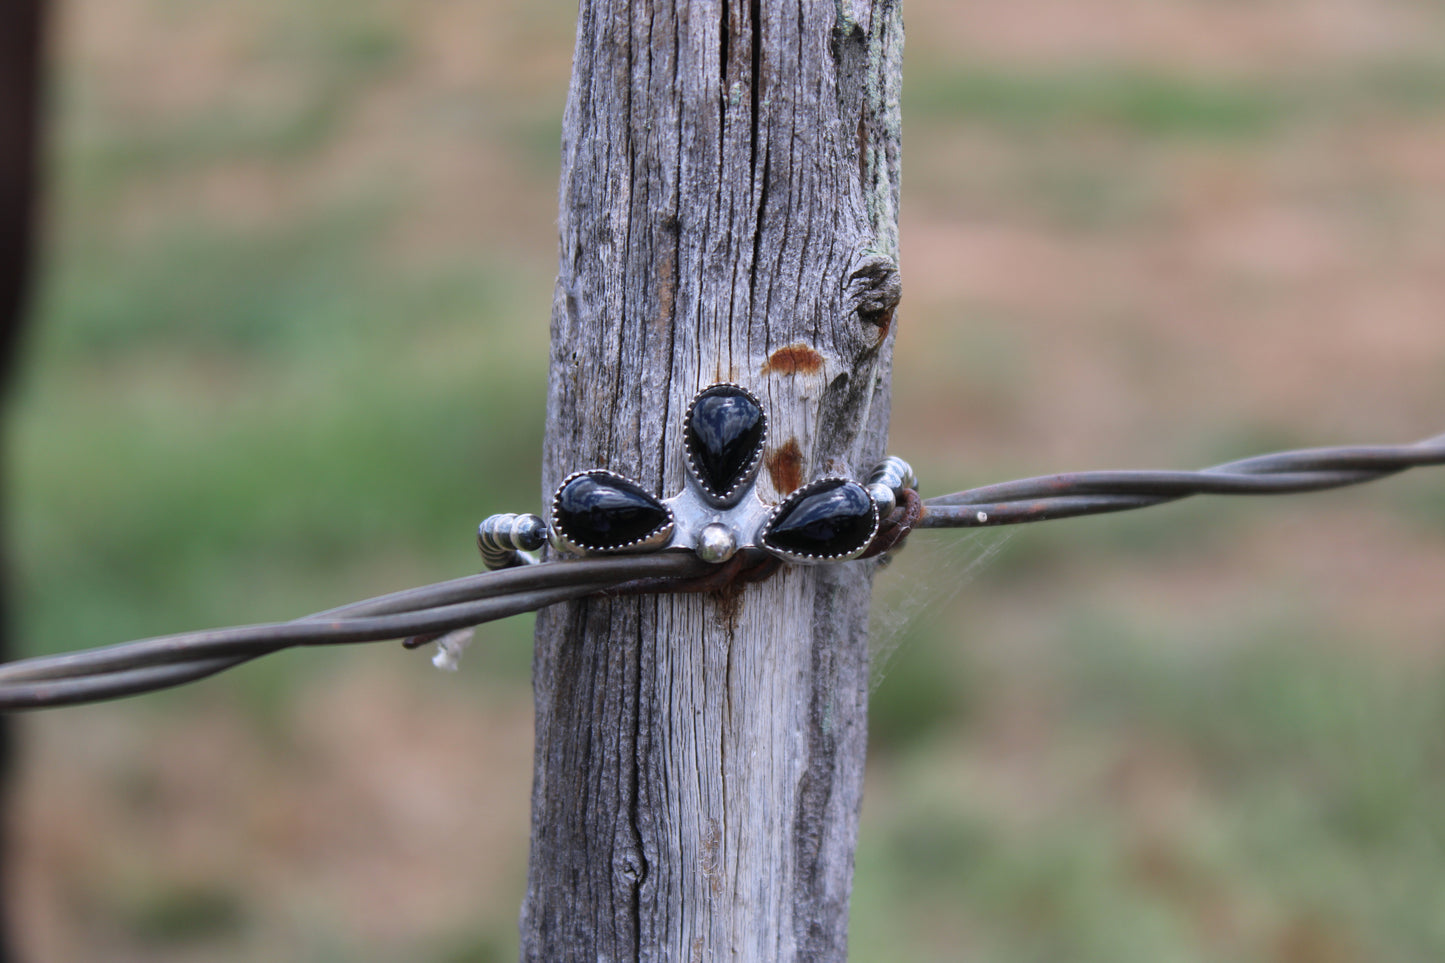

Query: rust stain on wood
766 438 803 494
761 343 824 376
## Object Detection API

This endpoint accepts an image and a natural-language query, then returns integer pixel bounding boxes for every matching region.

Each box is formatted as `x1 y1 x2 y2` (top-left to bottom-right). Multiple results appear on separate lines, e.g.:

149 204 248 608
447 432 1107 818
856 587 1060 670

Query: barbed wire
1 431 1440 711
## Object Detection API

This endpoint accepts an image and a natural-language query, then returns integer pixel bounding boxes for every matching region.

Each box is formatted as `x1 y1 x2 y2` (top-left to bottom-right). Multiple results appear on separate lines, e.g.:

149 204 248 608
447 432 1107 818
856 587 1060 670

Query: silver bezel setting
507 392 916 566
662 478 772 564
681 382 768 507
550 469 676 556
758 476 881 565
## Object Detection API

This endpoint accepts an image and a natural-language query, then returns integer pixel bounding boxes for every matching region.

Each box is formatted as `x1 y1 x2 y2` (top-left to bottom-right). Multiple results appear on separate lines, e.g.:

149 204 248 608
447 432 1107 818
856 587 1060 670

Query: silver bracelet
479 383 916 570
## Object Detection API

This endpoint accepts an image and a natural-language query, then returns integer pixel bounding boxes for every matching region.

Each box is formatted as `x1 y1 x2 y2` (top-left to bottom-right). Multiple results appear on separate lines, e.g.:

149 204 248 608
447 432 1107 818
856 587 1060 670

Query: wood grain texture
523 1 902 958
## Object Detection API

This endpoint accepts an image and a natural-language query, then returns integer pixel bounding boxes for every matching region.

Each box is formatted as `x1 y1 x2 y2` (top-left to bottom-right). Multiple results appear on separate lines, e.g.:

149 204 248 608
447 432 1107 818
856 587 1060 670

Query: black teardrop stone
555 473 670 549
685 385 765 496
763 479 877 558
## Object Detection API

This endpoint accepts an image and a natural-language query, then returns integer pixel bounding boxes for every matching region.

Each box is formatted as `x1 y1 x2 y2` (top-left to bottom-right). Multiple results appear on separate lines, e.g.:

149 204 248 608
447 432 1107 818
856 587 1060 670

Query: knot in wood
614 848 646 885
844 253 901 330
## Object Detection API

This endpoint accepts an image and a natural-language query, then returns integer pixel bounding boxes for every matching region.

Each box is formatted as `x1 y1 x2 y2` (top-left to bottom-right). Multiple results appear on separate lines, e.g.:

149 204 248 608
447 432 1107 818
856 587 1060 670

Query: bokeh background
8 0 1445 959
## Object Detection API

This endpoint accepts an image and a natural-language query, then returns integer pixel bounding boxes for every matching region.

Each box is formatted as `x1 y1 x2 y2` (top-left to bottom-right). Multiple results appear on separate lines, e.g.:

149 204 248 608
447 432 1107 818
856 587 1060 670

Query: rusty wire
0 432 1441 711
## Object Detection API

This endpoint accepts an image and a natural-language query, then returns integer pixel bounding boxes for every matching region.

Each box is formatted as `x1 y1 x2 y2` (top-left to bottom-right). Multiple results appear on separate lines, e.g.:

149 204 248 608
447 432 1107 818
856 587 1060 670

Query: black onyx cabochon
684 385 766 498
554 472 671 550
762 478 877 559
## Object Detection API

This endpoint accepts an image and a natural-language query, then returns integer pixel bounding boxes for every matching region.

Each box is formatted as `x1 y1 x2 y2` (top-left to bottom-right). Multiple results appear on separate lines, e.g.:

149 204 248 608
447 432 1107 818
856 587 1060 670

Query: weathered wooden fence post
524 1 903 958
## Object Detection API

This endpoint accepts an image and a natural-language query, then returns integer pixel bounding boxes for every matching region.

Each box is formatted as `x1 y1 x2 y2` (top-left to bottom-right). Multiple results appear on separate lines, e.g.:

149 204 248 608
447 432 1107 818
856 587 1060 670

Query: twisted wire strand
1 433 1441 710
0 553 710 710
919 433 1445 528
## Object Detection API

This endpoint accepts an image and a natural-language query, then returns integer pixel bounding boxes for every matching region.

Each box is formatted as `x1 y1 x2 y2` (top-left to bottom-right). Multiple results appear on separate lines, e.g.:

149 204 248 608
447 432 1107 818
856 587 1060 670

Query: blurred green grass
856 611 1445 962
907 60 1445 140
862 510 1445 960
11 0 557 673
908 67 1289 139
13 203 549 653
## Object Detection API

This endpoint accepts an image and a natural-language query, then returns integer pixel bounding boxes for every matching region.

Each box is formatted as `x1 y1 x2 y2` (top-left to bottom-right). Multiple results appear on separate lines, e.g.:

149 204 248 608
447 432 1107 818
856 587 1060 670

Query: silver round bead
867 455 918 495
510 513 548 552
695 522 738 564
479 512 549 569
867 482 897 517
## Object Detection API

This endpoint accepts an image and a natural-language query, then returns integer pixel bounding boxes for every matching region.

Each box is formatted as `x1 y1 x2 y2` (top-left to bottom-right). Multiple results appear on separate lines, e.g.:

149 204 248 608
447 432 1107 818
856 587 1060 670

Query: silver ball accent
867 455 918 495
695 522 738 564
510 513 548 552
867 482 897 517
902 463 919 492
479 512 549 569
